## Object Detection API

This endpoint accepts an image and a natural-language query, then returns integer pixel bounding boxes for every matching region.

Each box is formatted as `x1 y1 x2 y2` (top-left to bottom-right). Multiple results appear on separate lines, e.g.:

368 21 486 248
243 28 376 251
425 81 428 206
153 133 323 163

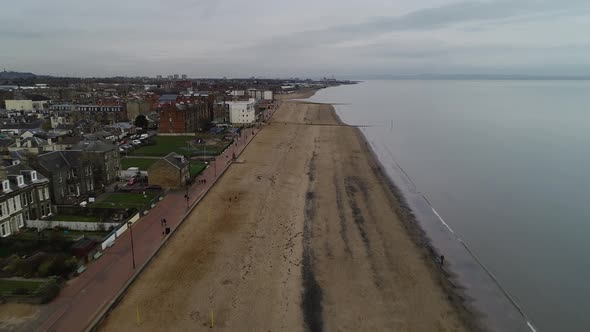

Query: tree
134 115 149 130
42 119 52 131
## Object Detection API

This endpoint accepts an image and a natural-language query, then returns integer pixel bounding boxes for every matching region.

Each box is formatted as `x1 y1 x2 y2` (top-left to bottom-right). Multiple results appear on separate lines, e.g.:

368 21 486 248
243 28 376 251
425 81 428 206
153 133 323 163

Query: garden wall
26 220 120 232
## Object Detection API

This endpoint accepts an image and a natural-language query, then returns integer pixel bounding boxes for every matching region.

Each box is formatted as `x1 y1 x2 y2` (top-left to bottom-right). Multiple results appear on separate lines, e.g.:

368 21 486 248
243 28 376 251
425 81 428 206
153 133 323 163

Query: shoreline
349 125 482 331
309 86 536 332
299 93 482 330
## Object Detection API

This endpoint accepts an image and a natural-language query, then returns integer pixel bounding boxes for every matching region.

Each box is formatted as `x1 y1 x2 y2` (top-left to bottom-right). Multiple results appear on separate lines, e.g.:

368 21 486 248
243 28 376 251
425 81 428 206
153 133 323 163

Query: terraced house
0 164 52 237
34 151 94 206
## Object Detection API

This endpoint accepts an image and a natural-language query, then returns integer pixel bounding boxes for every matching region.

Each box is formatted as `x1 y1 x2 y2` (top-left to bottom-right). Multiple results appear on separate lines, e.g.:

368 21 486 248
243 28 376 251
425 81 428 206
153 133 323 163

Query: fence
26 220 120 232
99 211 139 251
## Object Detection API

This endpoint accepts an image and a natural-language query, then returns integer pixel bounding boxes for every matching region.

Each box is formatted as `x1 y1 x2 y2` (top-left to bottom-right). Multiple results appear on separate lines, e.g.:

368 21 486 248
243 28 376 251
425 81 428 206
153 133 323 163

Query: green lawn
0 279 44 294
121 158 158 171
190 162 207 177
130 135 232 157
92 192 159 209
53 215 100 223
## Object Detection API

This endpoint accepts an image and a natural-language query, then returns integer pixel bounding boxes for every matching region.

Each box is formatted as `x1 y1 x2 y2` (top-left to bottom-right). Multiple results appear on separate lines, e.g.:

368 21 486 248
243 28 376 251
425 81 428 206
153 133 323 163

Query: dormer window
2 180 9 192
31 171 37 181
17 175 24 186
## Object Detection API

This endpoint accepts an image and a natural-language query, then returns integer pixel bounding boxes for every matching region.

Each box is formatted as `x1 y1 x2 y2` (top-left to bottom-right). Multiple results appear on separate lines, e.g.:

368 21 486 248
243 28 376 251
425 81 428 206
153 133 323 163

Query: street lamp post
128 221 135 269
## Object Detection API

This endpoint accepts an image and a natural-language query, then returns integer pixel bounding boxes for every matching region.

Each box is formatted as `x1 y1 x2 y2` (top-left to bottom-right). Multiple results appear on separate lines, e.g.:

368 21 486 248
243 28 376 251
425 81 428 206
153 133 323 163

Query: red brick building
157 94 211 134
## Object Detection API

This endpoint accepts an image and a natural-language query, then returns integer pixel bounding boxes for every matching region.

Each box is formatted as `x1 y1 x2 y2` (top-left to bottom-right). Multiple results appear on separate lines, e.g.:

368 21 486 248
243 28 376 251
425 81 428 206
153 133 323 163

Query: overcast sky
2 0 590 78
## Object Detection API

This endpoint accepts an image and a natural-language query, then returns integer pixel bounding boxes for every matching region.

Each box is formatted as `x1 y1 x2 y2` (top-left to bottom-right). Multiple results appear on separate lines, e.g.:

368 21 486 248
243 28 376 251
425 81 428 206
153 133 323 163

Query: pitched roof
37 150 83 173
71 140 116 152
159 94 178 102
0 119 44 130
11 137 48 148
5 163 49 183
111 122 135 130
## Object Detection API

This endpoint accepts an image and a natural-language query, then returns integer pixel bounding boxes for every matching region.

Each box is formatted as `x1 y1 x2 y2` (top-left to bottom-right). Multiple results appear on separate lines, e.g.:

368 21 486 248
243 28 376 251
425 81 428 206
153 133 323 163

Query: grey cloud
248 0 590 53
3 0 590 77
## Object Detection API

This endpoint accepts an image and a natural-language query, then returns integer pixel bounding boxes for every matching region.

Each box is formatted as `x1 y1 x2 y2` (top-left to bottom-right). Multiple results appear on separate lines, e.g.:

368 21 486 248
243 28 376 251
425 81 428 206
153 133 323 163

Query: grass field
121 158 158 170
92 192 159 209
130 135 232 157
190 162 207 177
0 279 44 294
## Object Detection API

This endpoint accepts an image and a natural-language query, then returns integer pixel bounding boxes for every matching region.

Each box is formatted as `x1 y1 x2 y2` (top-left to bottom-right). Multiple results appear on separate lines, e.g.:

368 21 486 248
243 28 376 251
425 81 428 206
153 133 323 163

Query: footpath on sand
21 119 272 332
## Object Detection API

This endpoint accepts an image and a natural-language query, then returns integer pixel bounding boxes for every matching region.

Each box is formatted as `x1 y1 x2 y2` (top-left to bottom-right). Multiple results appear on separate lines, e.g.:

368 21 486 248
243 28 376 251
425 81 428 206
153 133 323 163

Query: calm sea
307 80 590 332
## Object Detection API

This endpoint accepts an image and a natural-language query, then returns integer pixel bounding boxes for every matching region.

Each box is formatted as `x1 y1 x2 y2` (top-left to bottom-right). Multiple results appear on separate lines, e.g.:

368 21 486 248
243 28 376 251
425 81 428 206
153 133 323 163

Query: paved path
23 111 276 332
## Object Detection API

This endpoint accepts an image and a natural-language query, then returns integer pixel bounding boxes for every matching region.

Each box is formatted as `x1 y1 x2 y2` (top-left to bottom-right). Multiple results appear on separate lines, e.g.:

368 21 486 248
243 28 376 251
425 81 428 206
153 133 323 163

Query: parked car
132 139 142 146
127 177 136 186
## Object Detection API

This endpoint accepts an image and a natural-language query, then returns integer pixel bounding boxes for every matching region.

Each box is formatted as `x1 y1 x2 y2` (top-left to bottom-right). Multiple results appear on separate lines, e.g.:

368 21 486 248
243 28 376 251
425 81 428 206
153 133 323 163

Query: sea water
307 80 590 332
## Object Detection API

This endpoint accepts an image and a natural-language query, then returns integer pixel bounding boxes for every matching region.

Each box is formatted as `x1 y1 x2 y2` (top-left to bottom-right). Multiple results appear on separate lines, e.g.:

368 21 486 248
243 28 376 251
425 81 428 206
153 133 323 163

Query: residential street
0 122 262 332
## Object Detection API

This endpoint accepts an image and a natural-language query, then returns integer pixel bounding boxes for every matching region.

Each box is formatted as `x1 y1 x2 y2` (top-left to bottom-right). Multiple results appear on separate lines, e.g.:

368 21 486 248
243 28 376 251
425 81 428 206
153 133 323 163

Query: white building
263 90 273 100
230 90 246 97
227 99 257 125
5 99 49 112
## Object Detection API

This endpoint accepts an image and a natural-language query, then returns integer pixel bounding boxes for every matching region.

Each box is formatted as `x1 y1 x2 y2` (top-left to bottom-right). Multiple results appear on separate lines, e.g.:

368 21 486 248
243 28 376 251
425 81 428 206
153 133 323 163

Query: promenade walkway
26 116 273 332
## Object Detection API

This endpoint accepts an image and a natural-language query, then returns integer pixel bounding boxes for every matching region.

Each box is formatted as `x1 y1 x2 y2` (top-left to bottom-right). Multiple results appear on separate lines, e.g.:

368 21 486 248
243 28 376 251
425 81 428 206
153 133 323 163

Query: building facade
157 95 210 134
34 151 95 206
227 99 257 125
71 140 121 187
148 153 190 188
5 99 49 112
0 164 52 237
126 99 152 122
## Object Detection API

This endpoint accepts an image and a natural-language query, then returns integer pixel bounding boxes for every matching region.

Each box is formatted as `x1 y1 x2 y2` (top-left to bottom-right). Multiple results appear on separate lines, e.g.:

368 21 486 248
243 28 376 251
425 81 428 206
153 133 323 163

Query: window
44 187 49 200
9 198 14 213
17 215 23 228
17 176 24 186
0 203 4 217
24 210 30 221
15 197 21 210
0 222 9 237
40 205 46 217
21 194 27 206
28 191 34 204
59 173 63 183
38 188 44 201
31 171 37 181
2 180 9 191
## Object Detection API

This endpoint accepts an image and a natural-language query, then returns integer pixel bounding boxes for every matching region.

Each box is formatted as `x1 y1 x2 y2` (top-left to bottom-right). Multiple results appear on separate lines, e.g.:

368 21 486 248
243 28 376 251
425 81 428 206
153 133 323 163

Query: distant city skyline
2 0 590 78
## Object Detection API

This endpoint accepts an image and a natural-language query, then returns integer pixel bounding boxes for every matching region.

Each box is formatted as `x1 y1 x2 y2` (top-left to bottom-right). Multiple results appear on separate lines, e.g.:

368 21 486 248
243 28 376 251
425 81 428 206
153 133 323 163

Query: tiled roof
71 140 116 152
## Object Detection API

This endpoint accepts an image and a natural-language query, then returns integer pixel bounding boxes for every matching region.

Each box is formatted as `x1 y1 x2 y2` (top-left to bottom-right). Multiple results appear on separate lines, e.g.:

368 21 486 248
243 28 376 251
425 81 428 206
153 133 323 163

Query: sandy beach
98 90 472 331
